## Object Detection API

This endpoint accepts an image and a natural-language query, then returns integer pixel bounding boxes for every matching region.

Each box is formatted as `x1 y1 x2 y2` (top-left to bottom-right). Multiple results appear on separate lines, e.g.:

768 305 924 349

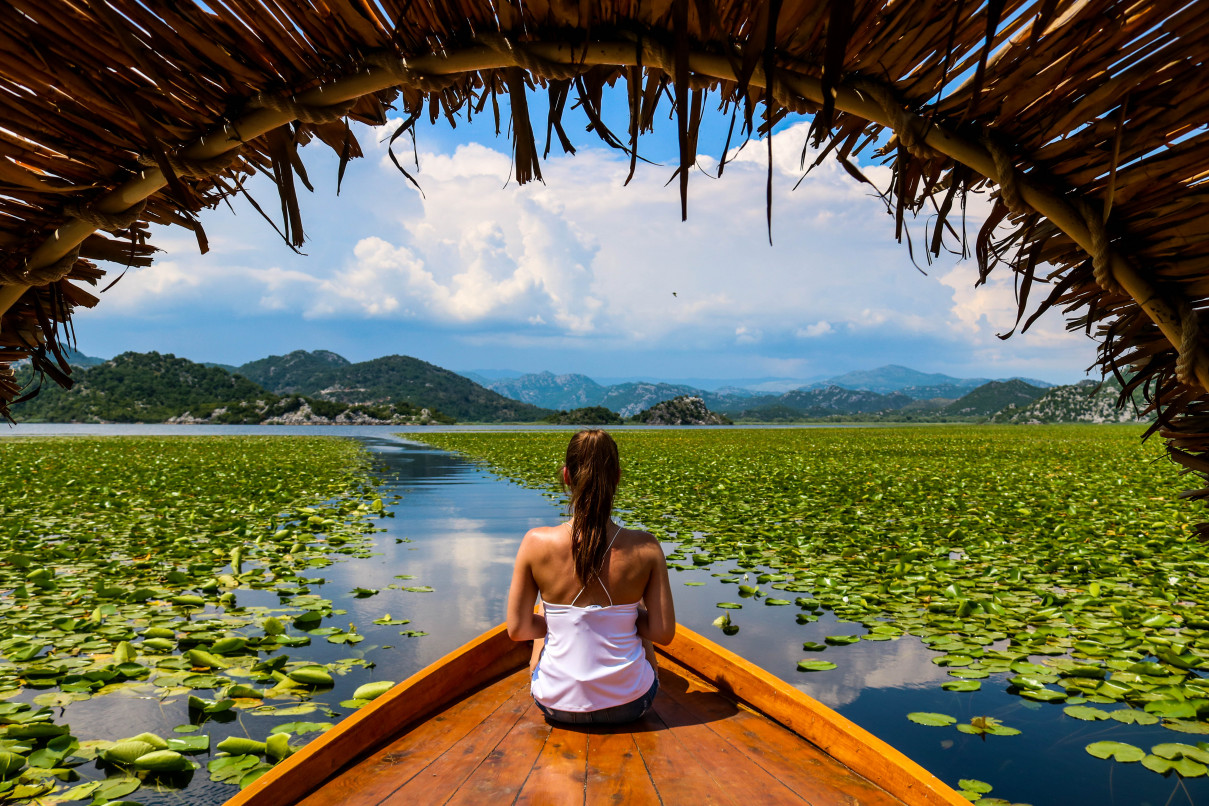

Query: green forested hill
237 349 350 392
244 352 551 422
13 352 269 423
541 406 623 425
10 352 452 424
991 379 1148 424
725 385 911 420
942 379 1046 418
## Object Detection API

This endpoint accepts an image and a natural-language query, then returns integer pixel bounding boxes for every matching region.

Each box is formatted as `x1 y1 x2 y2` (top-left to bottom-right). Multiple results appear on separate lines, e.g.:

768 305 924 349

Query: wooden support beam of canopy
3 39 1200 391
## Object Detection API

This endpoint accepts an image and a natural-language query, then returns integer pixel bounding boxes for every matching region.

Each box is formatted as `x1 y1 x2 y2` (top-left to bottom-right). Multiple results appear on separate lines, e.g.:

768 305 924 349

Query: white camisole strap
570 524 621 607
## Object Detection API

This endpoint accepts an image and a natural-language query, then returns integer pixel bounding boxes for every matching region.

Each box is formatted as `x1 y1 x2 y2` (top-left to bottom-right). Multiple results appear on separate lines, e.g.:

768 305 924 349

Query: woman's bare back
525 522 660 607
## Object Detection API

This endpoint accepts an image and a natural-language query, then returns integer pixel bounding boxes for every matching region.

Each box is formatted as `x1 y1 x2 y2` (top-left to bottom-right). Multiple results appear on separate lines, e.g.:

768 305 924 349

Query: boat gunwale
227 622 529 806
663 625 969 806
226 623 967 806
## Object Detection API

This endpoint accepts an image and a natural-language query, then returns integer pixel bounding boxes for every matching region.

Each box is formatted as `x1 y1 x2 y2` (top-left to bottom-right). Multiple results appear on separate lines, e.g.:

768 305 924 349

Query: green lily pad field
417 425 1209 785
0 437 392 802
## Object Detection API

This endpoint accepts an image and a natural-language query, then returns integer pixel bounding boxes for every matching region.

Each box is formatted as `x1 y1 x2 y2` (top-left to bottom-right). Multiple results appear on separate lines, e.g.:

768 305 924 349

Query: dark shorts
535 675 660 725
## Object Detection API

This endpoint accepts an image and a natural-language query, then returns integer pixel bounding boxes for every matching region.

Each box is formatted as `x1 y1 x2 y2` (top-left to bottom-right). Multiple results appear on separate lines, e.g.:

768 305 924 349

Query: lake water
3 425 1202 805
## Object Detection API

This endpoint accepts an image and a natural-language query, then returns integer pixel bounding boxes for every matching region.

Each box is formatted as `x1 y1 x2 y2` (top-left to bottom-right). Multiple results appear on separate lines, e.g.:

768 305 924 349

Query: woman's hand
506 530 548 642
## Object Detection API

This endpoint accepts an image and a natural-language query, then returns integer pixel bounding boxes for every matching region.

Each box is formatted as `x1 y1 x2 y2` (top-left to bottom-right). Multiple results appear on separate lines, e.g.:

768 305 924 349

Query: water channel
2 425 1202 805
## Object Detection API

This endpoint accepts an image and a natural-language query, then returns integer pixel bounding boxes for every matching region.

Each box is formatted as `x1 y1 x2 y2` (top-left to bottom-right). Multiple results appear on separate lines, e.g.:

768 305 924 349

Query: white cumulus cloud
796 321 833 338
77 113 1096 380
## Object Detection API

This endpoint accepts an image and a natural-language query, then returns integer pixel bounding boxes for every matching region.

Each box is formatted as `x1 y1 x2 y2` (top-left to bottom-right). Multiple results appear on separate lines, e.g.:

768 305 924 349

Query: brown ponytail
563 429 621 585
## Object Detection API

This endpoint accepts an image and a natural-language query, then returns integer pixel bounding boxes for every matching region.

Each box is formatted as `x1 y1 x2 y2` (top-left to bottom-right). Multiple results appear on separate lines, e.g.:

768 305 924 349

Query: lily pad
1110 710 1160 725
958 779 993 794
166 735 210 753
1145 701 1199 719
1141 754 1208 777
1086 741 1146 762
948 669 990 680
941 680 981 692
270 704 319 717
208 754 261 784
1163 720 1209 735
93 775 141 800
907 712 956 727
270 721 332 735
1151 743 1209 764
796 660 837 672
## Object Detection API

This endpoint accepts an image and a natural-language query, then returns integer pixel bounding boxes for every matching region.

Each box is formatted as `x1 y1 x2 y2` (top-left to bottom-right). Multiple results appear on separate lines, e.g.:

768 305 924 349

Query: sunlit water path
3 425 1201 805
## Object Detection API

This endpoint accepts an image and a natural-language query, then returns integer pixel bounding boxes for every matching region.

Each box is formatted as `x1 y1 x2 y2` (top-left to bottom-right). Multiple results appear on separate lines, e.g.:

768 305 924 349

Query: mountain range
482 364 1056 418
236 351 548 422
12 349 1135 425
11 352 453 425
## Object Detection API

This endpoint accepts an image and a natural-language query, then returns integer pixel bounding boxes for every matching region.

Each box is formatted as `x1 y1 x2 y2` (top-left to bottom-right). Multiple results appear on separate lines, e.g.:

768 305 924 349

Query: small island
541 406 624 425
629 396 732 425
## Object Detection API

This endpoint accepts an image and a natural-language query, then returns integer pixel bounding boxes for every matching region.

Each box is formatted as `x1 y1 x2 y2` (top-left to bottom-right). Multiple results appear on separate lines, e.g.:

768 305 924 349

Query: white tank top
530 527 655 712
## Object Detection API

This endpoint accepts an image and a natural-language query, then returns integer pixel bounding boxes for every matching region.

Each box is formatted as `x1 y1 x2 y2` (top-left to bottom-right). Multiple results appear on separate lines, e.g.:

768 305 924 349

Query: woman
506 429 675 724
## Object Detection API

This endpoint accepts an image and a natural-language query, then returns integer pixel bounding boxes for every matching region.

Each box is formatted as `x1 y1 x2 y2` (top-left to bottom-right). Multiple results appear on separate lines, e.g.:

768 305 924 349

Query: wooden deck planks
630 707 743 806
296 668 524 806
660 662 903 806
514 723 590 806
584 728 661 806
295 651 913 806
385 681 536 803
651 687 811 805
445 695 552 805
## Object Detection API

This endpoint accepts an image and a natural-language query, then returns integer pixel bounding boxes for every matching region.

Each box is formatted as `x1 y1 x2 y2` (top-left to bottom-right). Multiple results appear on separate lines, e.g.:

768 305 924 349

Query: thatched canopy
2 1 1208 505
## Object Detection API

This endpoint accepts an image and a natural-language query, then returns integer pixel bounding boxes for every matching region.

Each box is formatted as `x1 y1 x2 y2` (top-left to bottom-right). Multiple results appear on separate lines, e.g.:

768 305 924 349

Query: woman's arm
506 531 547 642
636 539 676 645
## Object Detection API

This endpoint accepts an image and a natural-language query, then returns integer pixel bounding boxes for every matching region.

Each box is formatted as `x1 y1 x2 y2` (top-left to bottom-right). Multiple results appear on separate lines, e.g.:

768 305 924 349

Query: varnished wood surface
229 624 968 806
230 624 530 806
661 627 969 806
297 655 909 806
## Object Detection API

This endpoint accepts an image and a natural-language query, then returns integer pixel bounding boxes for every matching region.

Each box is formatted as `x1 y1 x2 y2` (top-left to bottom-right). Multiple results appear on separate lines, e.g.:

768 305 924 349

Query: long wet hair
563 429 621 584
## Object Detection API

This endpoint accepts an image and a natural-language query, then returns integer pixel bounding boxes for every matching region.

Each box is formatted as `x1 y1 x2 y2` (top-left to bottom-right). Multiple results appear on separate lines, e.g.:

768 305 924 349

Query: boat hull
227 624 966 806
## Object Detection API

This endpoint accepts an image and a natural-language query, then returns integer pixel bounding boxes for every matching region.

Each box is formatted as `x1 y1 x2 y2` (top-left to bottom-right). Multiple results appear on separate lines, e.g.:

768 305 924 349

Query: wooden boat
227 624 968 805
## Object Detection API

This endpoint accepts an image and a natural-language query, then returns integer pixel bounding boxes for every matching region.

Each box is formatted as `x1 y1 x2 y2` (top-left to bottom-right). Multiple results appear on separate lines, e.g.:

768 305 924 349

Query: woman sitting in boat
506 428 676 724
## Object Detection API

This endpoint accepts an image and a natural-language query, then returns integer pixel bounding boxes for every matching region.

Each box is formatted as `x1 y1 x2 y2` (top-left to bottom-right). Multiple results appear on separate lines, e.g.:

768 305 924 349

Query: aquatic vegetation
0 436 396 801
711 612 738 635
907 712 957 727
416 426 1209 778
956 716 1019 736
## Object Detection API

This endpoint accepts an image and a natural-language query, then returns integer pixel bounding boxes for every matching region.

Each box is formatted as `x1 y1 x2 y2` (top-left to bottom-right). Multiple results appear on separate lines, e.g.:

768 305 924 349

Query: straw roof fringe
2 1 1209 514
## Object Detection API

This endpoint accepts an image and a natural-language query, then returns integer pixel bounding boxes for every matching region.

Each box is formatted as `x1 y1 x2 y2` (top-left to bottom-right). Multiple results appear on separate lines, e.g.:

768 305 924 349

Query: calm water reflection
6 428 1203 805
351 437 1206 806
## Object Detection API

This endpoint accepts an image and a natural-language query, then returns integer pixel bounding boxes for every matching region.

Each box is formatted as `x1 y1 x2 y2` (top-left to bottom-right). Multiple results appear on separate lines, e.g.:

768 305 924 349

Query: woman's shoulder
524 522 569 537
618 526 661 554
520 523 570 552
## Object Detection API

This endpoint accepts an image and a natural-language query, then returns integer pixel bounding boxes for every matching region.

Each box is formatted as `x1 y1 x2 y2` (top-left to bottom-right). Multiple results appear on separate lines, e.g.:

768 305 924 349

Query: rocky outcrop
169 399 440 425
260 402 435 425
630 396 732 425
990 379 1146 424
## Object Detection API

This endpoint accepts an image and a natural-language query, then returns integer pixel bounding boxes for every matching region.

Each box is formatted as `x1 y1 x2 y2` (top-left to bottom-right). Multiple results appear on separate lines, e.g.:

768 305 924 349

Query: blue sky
74 92 1097 385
